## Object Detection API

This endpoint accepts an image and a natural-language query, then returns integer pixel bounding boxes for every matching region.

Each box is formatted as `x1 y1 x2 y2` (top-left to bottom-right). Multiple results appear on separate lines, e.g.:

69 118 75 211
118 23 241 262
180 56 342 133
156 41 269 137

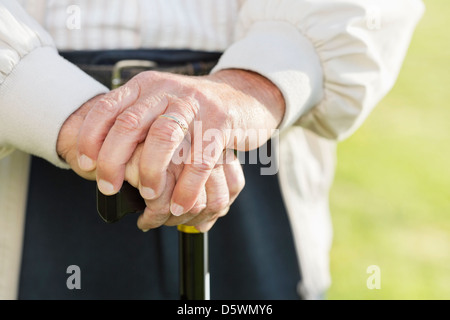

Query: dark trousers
18 155 301 300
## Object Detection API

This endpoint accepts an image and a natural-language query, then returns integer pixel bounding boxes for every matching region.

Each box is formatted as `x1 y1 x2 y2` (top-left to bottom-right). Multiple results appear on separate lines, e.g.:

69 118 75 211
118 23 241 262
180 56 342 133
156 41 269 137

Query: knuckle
135 70 160 84
146 201 170 215
213 208 230 219
115 109 144 134
113 83 134 102
205 209 228 224
192 159 216 176
232 174 246 194
212 104 229 124
226 162 246 194
197 90 228 121
139 162 159 180
238 176 246 191
96 158 117 173
95 97 118 115
190 204 206 215
217 208 231 218
152 120 185 144
142 209 169 225
180 214 205 228
77 130 100 151
208 194 230 212
180 96 200 117
162 77 181 89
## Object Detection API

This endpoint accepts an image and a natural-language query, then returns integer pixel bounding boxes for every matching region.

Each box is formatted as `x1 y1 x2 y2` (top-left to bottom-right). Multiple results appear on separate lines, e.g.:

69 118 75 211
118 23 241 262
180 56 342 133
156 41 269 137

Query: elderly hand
124 143 245 232
57 92 245 232
75 69 285 218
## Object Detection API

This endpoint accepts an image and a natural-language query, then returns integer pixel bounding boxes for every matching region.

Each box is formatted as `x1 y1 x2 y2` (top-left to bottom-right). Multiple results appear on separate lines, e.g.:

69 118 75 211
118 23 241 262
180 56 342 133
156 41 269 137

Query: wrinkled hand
75 70 285 218
125 144 245 232
57 94 104 181
57 93 245 232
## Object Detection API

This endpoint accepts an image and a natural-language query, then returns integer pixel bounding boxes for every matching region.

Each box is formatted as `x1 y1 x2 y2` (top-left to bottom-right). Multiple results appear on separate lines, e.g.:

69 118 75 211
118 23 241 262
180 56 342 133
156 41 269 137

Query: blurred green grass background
327 0 450 300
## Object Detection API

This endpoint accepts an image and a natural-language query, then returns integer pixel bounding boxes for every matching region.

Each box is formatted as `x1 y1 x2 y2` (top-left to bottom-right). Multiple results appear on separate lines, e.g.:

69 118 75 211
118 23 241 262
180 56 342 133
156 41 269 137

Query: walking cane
97 182 210 300
95 60 209 300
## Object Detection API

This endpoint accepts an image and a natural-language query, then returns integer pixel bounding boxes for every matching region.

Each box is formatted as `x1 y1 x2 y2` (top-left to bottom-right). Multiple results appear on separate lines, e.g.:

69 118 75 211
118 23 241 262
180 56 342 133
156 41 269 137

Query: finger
139 96 199 202
171 152 241 230
162 185 207 227
77 80 140 172
222 150 246 205
178 165 229 227
124 143 144 188
136 167 177 231
202 165 230 214
189 187 207 215
96 97 168 195
138 207 171 232
170 130 227 216
195 207 230 233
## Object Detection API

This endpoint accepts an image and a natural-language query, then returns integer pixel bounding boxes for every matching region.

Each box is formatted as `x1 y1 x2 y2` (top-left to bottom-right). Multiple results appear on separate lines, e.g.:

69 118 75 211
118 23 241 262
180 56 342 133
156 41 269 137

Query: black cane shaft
179 229 209 300
96 184 211 300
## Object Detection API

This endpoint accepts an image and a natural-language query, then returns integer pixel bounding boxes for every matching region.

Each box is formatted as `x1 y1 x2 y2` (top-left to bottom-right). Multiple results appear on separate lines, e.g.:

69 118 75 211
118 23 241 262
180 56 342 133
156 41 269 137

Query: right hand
125 144 245 232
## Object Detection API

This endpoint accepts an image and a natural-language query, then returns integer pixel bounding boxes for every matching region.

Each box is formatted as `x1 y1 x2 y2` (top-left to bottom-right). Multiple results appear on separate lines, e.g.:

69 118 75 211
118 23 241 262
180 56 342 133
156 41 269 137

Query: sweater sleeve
213 0 425 140
0 0 108 167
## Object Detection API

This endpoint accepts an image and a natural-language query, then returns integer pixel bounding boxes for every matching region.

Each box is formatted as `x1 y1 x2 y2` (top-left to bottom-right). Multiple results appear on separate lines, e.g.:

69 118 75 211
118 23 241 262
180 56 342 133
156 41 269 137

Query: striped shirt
18 0 243 51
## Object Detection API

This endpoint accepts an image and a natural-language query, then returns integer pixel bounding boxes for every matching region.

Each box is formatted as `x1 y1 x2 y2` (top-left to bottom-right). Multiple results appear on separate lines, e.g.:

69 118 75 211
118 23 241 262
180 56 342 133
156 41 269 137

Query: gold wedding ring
159 114 189 135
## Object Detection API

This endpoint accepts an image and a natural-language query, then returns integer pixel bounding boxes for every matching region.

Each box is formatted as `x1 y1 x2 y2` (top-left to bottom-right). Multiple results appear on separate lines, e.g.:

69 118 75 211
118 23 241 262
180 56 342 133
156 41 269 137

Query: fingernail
142 229 150 233
140 187 156 200
171 203 185 217
78 154 95 171
98 179 116 195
